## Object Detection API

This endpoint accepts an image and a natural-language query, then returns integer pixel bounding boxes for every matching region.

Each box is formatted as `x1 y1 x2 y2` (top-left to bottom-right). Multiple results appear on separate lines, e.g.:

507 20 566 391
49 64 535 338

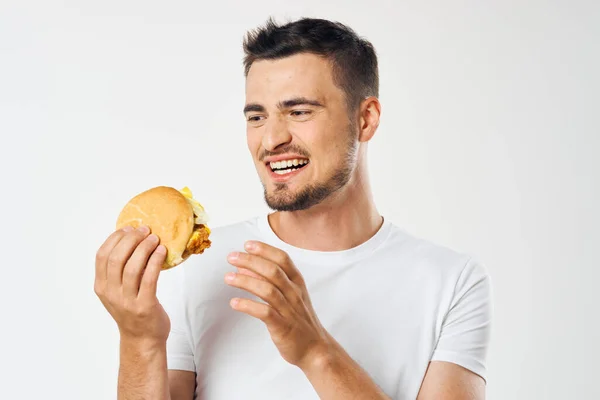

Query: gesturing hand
225 240 331 370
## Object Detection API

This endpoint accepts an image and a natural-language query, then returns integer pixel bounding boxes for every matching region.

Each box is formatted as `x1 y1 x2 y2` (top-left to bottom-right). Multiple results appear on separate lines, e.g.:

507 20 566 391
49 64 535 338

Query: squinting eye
247 115 263 122
291 110 310 116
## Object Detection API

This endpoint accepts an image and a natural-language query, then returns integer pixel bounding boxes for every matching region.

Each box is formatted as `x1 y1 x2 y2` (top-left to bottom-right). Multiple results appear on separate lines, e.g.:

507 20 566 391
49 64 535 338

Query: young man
95 17 492 400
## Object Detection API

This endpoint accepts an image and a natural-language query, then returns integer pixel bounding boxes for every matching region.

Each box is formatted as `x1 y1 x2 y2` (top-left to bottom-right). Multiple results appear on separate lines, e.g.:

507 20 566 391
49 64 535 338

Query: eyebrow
278 97 324 109
243 103 265 114
243 97 324 114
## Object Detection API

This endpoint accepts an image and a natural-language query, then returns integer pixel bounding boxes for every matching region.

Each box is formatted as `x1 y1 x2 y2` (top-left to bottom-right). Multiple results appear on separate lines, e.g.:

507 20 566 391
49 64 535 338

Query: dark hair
242 17 379 112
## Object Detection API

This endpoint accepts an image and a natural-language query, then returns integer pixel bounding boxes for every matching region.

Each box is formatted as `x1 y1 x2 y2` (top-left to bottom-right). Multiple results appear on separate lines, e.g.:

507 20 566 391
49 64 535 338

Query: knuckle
93 282 104 297
144 273 158 286
266 264 279 279
134 305 150 318
96 248 109 263
261 306 273 319
123 262 141 277
278 252 291 266
122 299 143 315
292 287 305 306
265 284 278 300
105 292 119 307
123 299 136 312
300 285 308 295
107 251 126 267
293 295 304 310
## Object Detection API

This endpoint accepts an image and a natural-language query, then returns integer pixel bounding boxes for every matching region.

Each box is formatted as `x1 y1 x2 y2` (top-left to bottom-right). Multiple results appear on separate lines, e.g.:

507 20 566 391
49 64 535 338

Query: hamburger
116 186 211 270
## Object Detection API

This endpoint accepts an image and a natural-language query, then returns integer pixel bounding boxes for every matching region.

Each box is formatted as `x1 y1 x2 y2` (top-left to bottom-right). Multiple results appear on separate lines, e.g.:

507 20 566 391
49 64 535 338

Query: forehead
245 53 342 102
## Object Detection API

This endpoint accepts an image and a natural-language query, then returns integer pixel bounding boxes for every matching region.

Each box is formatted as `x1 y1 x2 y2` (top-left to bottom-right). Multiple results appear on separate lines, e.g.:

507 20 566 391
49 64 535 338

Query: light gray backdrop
1 1 598 399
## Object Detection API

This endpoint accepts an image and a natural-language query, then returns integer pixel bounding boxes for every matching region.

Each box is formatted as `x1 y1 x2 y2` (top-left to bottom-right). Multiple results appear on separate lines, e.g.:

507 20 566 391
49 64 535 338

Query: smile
269 158 309 175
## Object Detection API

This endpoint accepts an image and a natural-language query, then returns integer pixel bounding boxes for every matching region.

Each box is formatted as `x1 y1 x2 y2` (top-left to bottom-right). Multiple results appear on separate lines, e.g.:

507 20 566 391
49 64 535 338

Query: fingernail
228 252 239 260
225 272 236 281
137 225 150 234
230 298 239 307
147 234 159 243
122 226 134 232
156 245 166 254
244 241 256 250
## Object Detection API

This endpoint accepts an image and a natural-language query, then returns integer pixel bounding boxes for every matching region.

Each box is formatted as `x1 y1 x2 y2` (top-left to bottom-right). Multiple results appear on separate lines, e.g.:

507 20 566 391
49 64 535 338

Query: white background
1 1 598 399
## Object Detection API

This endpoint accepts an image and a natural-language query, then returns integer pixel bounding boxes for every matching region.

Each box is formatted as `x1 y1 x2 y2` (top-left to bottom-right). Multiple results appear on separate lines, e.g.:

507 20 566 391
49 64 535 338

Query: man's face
244 53 358 211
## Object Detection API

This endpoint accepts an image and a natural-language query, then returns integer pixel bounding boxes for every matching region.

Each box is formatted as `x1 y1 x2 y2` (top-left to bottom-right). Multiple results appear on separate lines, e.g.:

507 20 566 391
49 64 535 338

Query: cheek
304 125 342 163
246 128 262 155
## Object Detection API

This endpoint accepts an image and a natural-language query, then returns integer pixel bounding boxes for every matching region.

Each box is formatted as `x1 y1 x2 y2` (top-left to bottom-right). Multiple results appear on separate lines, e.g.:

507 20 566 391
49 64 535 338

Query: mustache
259 145 311 162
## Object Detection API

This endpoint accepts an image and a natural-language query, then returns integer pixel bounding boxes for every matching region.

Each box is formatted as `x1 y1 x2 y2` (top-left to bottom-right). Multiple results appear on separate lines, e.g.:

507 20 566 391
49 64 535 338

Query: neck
268 161 383 252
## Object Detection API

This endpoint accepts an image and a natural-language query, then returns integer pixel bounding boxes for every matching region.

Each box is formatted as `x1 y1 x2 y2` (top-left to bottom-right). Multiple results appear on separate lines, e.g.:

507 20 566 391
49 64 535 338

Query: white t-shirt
157 215 492 399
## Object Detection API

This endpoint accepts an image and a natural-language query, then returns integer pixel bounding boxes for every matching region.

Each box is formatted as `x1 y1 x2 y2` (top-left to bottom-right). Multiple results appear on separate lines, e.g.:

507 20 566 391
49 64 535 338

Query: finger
244 241 304 285
95 227 133 287
237 267 265 281
224 272 290 316
122 233 160 299
230 297 284 326
227 252 297 302
107 226 151 287
138 244 167 300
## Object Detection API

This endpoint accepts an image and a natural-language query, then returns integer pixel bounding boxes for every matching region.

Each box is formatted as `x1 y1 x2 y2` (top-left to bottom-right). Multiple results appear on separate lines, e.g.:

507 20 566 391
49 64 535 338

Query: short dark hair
242 17 379 112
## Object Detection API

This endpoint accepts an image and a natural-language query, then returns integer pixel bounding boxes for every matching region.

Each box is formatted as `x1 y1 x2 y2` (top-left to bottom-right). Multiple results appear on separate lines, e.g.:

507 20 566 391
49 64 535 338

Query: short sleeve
156 266 196 372
431 257 493 381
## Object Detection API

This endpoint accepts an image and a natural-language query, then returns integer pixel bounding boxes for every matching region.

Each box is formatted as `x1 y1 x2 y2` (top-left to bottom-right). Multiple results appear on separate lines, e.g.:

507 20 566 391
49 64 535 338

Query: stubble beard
263 127 358 212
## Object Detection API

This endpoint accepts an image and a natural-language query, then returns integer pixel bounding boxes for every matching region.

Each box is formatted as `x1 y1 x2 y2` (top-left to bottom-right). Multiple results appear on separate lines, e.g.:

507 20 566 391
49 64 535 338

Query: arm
94 226 195 400
416 258 492 400
118 338 171 400
299 336 485 400
118 339 196 400
416 361 485 400
168 370 196 400
300 334 391 400
300 348 486 400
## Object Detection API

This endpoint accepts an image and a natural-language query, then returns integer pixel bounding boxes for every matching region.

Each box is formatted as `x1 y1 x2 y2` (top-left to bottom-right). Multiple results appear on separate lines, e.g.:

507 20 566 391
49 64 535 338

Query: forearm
302 337 392 400
118 337 170 400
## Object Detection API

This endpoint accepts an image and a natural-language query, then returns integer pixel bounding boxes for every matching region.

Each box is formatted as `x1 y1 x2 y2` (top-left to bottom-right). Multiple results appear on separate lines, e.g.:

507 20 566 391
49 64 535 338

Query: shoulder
384 222 491 288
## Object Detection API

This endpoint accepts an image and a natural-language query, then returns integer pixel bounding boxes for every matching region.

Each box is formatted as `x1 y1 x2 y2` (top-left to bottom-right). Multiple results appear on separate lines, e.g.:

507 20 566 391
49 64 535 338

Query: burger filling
179 186 212 257
182 224 211 258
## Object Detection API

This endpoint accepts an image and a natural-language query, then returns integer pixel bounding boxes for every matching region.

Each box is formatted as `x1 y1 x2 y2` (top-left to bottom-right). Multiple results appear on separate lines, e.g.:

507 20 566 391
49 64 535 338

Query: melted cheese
179 186 209 225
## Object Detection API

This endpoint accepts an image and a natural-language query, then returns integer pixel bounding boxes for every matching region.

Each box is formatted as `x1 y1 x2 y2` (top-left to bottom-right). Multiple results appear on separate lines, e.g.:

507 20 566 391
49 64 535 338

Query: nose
262 116 292 151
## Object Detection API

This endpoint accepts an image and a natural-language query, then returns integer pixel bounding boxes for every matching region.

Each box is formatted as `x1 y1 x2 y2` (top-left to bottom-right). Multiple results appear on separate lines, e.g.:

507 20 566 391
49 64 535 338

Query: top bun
116 186 196 269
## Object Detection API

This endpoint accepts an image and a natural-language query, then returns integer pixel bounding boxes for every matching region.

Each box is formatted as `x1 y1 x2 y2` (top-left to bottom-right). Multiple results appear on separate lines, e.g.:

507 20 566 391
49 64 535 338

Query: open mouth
268 158 309 175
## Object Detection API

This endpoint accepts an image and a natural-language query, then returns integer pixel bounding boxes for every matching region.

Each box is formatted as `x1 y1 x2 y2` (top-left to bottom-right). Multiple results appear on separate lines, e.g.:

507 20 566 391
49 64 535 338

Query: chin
263 181 334 212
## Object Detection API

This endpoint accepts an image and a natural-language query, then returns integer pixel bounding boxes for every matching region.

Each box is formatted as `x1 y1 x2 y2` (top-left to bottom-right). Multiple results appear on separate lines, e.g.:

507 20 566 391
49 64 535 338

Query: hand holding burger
94 186 211 342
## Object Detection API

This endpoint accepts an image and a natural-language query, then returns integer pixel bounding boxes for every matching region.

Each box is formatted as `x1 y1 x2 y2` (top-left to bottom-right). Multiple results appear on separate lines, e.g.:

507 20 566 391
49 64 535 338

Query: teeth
270 159 309 170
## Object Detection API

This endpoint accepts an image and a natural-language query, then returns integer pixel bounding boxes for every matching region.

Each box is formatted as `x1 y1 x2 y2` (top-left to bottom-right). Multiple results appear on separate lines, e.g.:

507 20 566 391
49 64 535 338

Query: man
95 17 492 400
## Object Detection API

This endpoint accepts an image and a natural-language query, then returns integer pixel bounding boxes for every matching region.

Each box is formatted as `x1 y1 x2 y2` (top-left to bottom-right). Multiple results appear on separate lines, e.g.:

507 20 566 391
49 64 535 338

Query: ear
358 96 381 143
